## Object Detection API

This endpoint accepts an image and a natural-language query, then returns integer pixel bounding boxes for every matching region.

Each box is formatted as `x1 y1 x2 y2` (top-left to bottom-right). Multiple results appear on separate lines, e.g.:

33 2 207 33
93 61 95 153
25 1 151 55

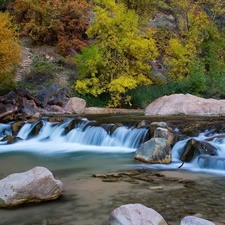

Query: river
0 114 225 225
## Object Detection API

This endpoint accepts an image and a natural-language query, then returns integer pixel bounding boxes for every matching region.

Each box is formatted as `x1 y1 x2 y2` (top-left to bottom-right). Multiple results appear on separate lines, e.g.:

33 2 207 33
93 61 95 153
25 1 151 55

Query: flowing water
1 114 225 225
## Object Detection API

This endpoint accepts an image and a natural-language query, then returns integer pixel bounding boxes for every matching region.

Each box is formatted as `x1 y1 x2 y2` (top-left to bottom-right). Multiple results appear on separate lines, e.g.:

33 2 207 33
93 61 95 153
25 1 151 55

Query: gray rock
150 122 172 137
180 216 215 225
135 138 171 164
0 166 63 208
108 203 168 225
154 127 174 145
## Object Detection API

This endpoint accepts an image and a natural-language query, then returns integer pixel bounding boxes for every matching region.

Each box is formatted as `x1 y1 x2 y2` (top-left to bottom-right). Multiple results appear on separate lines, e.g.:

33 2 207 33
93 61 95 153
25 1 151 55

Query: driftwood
0 107 18 119
179 138 217 168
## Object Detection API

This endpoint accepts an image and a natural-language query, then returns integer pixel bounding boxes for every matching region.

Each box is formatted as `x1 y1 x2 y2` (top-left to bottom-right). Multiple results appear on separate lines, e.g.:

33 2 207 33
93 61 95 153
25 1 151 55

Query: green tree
0 12 21 95
74 0 158 107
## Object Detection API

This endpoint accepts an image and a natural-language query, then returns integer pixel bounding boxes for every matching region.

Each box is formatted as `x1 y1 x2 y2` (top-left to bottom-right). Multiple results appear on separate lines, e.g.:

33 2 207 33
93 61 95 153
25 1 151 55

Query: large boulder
145 94 225 115
63 97 86 114
108 204 168 225
135 137 171 164
0 167 63 208
180 216 215 225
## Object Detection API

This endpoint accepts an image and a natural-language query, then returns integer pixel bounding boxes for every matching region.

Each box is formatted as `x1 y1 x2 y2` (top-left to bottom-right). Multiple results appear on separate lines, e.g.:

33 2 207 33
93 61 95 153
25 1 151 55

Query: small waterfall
198 155 225 170
172 130 225 172
0 118 149 153
0 123 12 139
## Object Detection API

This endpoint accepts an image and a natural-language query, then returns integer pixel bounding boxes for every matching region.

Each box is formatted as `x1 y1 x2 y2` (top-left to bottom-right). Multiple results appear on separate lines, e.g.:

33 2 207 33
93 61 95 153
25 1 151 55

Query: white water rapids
1 117 225 175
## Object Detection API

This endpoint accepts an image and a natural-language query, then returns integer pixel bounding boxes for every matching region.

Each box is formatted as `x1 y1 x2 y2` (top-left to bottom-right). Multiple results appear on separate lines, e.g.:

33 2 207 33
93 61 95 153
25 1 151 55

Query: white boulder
0 166 63 208
145 94 225 115
108 203 168 225
180 216 215 225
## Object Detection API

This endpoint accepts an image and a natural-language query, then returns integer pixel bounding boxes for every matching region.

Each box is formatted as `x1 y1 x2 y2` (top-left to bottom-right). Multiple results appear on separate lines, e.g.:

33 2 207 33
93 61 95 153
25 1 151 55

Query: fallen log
0 107 18 119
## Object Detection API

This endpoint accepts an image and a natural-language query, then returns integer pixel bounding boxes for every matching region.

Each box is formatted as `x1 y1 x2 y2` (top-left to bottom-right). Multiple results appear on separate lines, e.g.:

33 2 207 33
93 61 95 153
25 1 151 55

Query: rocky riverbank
91 169 223 225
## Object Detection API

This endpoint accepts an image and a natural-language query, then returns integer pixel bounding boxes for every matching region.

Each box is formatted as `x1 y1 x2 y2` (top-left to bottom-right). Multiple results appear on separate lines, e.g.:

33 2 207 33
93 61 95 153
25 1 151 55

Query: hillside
0 0 225 108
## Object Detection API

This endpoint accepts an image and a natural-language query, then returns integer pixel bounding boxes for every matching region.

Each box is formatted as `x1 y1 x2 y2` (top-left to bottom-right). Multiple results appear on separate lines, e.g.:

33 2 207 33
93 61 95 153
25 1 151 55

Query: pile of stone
0 84 86 122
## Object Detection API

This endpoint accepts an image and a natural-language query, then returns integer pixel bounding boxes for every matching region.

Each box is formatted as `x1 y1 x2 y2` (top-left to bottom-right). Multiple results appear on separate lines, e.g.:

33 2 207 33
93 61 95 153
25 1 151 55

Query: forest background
0 0 225 108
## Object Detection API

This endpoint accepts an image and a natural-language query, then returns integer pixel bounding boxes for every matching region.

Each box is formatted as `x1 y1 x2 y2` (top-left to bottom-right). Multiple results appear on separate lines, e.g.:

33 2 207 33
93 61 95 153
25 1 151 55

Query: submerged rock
108 203 168 225
0 167 63 208
180 216 215 225
1 135 23 144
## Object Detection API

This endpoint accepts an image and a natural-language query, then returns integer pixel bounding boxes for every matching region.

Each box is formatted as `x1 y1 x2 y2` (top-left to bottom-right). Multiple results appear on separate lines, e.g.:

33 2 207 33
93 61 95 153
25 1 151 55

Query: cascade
171 130 225 173
0 117 149 154
2 116 225 174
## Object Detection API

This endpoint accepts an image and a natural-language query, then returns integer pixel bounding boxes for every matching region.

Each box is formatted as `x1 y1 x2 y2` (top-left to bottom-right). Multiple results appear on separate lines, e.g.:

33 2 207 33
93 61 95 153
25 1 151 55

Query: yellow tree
0 12 21 95
117 0 157 23
165 0 212 80
74 0 158 107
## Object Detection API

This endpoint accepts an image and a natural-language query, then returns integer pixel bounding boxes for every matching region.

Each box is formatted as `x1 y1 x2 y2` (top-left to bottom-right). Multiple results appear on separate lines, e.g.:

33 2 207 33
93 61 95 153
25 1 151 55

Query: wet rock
180 138 217 165
102 178 120 182
110 123 123 134
0 166 63 208
150 122 172 137
11 121 25 135
1 135 23 144
48 117 64 123
135 138 171 164
180 216 215 225
137 120 151 128
27 121 44 139
92 174 108 178
154 127 175 145
108 203 168 225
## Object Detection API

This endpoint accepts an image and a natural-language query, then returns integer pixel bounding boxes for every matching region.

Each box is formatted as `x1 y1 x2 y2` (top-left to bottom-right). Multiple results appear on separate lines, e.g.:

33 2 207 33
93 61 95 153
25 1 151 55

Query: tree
0 12 21 94
164 0 215 80
74 0 158 107
117 0 157 23
11 0 91 55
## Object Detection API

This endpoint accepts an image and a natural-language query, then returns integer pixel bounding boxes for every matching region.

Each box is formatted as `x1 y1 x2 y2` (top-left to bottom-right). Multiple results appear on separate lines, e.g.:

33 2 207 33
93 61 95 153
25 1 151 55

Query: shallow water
1 114 225 224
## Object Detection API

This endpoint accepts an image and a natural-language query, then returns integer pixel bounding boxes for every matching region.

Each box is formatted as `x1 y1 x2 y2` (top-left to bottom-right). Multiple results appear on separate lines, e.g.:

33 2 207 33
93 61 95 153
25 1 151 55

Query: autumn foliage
0 12 21 95
74 0 158 107
11 0 91 55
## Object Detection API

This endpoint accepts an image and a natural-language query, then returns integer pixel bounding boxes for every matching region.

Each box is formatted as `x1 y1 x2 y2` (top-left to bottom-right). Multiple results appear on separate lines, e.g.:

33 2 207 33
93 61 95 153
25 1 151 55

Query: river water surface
1 114 225 225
